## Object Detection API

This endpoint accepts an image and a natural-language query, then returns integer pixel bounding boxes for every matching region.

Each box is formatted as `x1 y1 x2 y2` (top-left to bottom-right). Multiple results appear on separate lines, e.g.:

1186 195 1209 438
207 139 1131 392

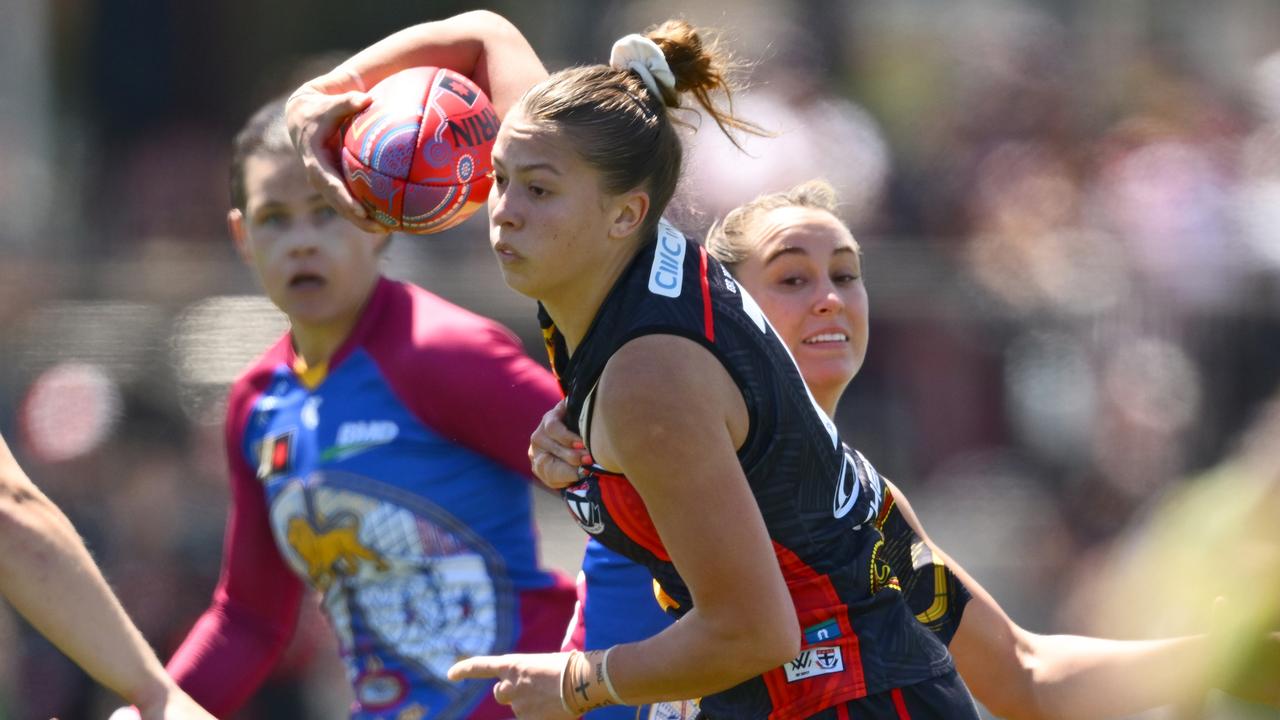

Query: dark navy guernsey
542 222 966 720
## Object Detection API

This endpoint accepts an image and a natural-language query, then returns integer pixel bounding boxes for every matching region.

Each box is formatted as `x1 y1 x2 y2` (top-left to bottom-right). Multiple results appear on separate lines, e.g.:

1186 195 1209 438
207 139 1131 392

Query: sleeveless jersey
544 224 958 719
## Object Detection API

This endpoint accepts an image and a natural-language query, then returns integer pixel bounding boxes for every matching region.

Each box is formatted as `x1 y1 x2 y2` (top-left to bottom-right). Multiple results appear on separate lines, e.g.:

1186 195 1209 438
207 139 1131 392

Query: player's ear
227 208 253 265
607 189 649 242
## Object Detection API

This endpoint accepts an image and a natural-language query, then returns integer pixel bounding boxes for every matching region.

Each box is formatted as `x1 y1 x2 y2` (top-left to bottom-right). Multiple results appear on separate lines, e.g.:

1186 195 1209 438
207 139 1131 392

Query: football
341 66 498 234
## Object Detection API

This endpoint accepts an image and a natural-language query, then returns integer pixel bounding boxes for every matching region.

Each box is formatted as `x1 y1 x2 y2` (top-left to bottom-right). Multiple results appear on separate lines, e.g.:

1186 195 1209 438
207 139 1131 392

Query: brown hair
705 179 842 267
228 95 293 211
518 20 765 240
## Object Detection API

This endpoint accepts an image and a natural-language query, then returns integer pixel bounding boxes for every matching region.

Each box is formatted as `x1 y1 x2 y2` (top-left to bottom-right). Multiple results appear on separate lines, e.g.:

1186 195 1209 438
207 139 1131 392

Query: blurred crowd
1 1 1278 718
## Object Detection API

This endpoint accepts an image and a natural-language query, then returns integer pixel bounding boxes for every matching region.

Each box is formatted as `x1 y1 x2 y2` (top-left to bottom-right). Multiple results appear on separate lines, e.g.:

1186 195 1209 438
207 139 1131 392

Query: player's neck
289 297 368 369
290 319 354 370
288 276 380 369
542 241 638 356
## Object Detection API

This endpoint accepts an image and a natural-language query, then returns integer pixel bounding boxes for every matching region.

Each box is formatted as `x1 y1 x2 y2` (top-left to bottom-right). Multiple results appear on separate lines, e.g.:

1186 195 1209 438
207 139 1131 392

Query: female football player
290 11 979 718
157 93 575 719
533 179 1261 719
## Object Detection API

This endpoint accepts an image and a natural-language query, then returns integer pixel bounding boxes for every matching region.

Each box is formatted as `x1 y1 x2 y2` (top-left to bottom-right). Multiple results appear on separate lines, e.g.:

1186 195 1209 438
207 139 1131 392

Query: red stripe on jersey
598 471 671 562
699 247 714 342
873 486 896 530
763 542 868 720
892 688 912 719
837 705 851 720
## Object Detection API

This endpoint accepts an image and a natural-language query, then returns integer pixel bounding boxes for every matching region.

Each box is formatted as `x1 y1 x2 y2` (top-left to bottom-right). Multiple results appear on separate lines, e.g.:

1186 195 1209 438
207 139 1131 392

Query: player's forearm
322 12 529 92
603 606 798 706
311 10 544 119
326 13 489 91
0 481 172 706
1020 633 1208 720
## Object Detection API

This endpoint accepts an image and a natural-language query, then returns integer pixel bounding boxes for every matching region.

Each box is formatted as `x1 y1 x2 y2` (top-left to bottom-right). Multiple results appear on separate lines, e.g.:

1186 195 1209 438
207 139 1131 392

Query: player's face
229 152 385 329
487 112 623 302
731 207 869 411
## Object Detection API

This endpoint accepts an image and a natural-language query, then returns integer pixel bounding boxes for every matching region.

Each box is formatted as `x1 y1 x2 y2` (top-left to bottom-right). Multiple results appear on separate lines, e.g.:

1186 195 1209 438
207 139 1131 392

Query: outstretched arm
286 9 547 229
0 432 215 720
888 480 1218 719
451 335 799 717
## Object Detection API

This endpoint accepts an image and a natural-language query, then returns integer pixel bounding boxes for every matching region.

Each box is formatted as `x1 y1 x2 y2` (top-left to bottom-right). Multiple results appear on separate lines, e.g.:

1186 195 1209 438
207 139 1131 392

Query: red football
341 67 498 234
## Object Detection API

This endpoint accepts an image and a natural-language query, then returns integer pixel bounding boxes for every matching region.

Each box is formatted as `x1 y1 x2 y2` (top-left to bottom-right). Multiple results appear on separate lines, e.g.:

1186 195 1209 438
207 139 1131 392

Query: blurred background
2 0 1279 717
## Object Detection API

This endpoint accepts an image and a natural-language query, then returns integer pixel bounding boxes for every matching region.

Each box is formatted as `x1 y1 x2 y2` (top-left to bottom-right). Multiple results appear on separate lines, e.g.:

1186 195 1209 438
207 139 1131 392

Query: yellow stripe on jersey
292 356 329 390
914 562 951 624
654 579 681 613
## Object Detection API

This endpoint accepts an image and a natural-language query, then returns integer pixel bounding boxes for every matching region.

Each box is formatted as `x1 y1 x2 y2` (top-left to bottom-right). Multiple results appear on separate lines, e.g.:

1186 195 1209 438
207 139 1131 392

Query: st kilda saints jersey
542 222 957 720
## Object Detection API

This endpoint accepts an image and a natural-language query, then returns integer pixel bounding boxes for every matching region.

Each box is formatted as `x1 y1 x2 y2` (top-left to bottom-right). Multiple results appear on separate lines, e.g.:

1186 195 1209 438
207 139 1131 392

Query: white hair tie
609 34 676 103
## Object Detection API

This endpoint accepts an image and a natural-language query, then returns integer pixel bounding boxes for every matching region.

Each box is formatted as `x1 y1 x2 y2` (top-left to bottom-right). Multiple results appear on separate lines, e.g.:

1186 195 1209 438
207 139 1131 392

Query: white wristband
559 652 575 715
601 646 625 705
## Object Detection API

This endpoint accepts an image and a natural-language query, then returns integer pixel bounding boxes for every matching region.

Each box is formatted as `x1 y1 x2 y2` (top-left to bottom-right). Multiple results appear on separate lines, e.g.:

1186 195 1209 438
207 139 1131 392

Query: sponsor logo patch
648 220 686 298
783 645 844 683
322 420 400 461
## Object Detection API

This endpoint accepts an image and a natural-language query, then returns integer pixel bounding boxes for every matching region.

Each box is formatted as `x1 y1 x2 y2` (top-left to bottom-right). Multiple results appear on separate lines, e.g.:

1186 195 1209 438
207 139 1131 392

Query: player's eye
313 205 338 224
257 210 289 228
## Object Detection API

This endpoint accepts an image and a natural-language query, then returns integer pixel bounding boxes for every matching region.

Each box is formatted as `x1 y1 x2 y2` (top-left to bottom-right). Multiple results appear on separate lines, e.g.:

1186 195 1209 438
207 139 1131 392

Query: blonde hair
518 20 766 240
706 178 842 267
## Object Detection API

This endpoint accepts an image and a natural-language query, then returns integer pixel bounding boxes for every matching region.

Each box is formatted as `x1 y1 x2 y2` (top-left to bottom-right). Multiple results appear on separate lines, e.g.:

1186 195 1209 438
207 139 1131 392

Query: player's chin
281 296 343 326
494 262 540 299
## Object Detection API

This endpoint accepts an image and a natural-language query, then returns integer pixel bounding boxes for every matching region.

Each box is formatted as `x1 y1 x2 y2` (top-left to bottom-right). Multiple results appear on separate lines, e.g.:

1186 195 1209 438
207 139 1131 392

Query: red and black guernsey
541 223 961 720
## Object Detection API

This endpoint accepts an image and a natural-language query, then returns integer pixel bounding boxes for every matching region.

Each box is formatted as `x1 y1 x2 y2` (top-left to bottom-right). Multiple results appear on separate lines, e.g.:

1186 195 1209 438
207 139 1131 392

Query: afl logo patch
783 645 844 683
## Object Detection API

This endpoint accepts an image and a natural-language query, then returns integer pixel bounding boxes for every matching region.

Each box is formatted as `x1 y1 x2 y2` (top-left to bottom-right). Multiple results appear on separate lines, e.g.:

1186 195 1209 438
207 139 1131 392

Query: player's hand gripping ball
341 67 498 234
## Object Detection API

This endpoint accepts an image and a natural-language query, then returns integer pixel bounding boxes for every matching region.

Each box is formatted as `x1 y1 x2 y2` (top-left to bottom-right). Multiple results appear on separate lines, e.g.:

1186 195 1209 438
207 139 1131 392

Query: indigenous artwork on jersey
270 470 514 708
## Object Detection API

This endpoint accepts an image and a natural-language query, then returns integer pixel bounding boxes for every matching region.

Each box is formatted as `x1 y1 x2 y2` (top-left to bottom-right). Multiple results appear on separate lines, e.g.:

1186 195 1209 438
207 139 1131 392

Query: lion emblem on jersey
287 515 390 589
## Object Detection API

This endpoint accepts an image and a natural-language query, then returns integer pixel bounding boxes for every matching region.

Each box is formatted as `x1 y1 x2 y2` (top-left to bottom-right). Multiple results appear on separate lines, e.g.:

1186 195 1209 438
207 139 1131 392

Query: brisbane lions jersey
542 223 958 719
169 277 574 720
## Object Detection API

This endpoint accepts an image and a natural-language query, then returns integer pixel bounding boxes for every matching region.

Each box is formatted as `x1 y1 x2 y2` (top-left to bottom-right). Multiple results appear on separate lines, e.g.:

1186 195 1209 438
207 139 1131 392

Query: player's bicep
592 336 790 631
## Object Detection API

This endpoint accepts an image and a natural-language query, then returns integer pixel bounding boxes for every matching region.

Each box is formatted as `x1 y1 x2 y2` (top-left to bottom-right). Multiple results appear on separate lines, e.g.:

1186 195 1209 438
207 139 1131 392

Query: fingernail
582 454 594 465
572 441 585 449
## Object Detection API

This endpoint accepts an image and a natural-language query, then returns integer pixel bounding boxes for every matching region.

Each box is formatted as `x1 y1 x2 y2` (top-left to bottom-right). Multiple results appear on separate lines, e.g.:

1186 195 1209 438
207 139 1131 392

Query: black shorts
696 669 981 720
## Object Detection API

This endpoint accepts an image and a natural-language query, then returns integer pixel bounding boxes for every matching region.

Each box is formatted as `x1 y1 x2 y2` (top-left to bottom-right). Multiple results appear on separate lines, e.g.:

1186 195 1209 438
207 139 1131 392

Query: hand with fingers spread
284 68 387 233
449 652 584 719
528 400 593 490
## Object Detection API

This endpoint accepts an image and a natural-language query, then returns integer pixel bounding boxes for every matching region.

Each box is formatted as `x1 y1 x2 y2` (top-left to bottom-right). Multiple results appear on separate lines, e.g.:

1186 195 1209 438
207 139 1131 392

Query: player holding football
151 94 574 719
290 8 1280 712
291 10 982 719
